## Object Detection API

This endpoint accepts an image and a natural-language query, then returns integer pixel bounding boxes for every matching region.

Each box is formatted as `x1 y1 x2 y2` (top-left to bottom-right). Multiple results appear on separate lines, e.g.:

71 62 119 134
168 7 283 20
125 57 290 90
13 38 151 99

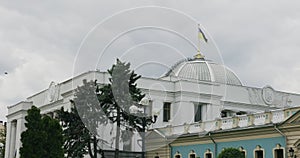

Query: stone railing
156 107 300 137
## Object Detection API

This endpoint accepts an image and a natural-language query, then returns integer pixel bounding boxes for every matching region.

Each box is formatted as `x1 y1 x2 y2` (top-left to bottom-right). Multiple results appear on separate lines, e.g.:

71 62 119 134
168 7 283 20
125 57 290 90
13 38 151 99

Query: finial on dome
194 50 205 59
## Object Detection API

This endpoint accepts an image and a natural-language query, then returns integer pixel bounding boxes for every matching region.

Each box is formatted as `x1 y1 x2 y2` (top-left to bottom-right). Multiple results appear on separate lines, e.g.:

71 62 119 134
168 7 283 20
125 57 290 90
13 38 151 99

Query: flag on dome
198 24 208 42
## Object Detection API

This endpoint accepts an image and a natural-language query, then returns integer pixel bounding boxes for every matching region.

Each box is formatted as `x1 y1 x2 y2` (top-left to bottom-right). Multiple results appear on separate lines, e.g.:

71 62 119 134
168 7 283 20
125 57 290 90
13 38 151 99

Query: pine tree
0 123 6 158
97 59 155 158
20 106 63 158
58 79 107 158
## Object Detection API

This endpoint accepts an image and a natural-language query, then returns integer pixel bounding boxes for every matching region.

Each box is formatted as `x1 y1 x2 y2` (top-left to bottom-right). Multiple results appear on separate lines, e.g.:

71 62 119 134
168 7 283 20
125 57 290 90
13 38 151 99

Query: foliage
58 79 107 158
0 123 6 158
20 106 63 158
217 147 244 158
97 59 155 157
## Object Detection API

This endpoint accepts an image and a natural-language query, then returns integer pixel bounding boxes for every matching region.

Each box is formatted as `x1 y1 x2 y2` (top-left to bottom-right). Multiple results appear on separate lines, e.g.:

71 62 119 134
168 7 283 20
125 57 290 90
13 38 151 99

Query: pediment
282 110 300 124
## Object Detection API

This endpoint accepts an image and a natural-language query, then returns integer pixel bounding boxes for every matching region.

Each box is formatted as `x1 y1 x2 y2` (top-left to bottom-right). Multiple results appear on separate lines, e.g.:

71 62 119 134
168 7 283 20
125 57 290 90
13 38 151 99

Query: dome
164 55 242 86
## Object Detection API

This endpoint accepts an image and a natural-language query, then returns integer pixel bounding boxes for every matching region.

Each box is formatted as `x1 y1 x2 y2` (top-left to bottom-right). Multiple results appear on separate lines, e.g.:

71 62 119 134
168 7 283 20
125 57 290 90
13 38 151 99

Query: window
273 144 284 158
205 153 212 158
154 156 159 158
204 149 213 158
189 150 196 158
274 149 284 158
241 151 246 158
254 145 264 158
163 102 171 122
255 150 263 158
239 146 247 158
194 103 202 122
174 151 181 158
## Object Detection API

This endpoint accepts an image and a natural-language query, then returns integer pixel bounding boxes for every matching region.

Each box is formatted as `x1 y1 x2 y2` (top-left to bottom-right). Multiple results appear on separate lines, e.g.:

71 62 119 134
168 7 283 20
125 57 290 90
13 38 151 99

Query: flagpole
195 24 206 59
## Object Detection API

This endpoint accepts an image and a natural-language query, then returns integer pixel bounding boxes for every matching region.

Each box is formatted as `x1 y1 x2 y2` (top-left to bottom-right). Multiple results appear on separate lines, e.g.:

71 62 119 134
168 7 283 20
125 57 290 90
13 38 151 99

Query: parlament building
5 53 300 158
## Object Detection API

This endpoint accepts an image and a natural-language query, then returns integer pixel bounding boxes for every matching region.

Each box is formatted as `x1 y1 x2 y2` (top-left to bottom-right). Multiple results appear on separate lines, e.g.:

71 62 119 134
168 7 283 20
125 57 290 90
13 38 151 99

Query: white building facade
5 55 300 158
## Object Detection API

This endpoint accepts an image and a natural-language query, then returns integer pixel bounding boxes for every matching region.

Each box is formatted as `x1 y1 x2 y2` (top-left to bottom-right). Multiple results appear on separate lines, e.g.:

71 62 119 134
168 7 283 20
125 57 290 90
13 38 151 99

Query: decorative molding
248 87 263 105
47 81 60 103
262 85 275 105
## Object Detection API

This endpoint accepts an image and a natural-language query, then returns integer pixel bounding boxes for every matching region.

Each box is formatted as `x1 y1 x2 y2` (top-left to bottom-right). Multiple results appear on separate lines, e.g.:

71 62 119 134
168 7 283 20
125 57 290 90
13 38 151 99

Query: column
9 121 17 158
15 119 24 158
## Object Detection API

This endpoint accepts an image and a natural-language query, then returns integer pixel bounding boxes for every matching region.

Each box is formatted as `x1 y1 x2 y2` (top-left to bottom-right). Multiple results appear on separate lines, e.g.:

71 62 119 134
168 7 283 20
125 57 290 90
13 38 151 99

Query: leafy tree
217 148 244 158
0 123 6 158
58 79 107 158
97 59 155 158
20 106 63 158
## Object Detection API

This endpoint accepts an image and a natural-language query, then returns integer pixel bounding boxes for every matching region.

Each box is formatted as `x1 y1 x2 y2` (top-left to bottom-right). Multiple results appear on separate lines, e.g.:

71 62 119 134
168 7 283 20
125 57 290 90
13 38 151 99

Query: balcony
155 107 300 137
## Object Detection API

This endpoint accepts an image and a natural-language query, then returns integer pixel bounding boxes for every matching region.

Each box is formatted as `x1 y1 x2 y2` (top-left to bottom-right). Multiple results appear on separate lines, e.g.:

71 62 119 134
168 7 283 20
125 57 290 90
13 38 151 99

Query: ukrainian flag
198 25 208 43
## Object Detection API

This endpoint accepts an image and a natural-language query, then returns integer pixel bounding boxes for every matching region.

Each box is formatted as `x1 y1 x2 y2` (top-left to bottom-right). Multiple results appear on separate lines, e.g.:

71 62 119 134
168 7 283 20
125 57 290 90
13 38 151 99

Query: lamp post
289 147 295 158
130 98 157 158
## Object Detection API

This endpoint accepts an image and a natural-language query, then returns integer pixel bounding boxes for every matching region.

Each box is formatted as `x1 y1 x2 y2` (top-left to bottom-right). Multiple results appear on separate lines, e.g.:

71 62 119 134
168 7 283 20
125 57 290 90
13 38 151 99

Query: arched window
273 144 285 158
174 151 182 158
239 146 247 158
204 149 213 158
189 150 196 158
254 145 265 158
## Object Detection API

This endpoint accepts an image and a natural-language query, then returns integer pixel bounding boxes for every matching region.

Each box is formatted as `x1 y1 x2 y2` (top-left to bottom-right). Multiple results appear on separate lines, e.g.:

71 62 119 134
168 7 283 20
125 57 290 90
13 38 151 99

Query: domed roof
164 55 242 86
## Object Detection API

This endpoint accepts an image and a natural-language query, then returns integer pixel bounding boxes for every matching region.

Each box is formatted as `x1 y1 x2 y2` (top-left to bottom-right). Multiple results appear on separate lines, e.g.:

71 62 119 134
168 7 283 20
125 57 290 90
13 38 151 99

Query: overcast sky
1 1 300 121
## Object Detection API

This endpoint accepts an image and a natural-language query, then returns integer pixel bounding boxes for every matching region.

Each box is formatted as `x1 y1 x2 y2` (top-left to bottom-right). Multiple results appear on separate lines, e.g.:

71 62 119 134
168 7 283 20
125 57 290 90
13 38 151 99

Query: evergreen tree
58 79 107 158
97 59 155 158
217 148 244 158
20 106 63 158
0 123 6 158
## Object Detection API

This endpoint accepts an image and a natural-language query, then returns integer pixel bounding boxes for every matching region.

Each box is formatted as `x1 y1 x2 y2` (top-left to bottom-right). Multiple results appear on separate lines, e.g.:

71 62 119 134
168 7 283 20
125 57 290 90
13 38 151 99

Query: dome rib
165 59 242 86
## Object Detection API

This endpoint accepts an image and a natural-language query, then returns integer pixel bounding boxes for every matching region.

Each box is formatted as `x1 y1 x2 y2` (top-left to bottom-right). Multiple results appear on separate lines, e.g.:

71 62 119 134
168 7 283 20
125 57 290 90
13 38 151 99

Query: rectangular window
255 150 263 158
274 149 284 158
194 104 202 122
163 102 171 122
189 154 196 158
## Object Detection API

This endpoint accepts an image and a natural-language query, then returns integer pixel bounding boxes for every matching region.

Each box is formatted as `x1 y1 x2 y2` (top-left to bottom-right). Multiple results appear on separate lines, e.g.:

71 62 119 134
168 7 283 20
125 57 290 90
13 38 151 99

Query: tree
20 106 63 158
217 148 244 158
58 79 107 158
97 59 155 158
0 123 6 158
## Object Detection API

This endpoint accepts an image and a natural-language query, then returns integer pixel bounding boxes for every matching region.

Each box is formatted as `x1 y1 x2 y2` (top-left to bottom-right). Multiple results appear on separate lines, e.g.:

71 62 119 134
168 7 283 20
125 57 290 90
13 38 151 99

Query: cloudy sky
1 1 300 121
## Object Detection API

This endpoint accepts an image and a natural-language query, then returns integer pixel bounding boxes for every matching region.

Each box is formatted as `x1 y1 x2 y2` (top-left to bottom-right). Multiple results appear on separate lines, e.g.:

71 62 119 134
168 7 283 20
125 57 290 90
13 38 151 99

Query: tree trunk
93 136 97 158
114 108 120 158
87 138 94 158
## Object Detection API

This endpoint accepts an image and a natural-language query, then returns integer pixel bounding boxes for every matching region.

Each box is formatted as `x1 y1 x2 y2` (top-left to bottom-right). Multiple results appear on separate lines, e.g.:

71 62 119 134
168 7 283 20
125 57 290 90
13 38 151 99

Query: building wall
170 136 285 158
6 71 300 158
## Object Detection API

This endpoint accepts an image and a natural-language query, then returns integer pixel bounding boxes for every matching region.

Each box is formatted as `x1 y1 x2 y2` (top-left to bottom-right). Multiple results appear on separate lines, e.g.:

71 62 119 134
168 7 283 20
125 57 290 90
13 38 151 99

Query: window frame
204 149 213 158
174 151 182 158
239 146 247 158
189 150 197 158
163 102 171 122
253 145 265 158
272 144 285 158
194 103 203 122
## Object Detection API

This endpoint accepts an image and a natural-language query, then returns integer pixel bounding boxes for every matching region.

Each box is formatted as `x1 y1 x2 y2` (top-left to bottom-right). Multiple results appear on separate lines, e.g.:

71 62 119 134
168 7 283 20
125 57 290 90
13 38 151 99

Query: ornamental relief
47 81 60 103
247 86 292 108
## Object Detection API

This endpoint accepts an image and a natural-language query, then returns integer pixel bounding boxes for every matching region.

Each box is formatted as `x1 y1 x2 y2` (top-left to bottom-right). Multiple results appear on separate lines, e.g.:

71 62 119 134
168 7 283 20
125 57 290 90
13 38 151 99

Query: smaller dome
164 58 242 86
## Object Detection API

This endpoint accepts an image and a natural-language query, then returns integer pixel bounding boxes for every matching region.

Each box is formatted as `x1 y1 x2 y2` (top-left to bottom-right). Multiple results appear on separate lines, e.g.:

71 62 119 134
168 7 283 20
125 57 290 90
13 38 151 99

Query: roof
164 57 242 86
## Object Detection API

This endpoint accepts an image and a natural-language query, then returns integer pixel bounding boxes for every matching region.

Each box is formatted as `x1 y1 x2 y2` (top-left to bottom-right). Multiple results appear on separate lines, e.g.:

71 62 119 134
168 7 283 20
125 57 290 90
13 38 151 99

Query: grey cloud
1 0 300 120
